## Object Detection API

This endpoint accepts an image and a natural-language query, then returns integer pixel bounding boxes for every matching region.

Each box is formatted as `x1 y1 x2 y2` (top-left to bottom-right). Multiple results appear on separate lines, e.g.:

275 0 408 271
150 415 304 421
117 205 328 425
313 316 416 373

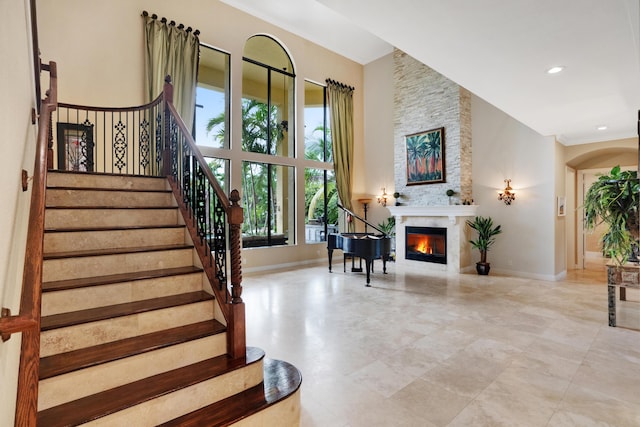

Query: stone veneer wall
394 49 472 205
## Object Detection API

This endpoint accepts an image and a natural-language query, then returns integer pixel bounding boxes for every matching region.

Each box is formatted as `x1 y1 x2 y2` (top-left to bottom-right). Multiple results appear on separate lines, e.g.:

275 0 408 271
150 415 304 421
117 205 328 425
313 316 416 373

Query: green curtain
144 14 199 130
326 79 355 215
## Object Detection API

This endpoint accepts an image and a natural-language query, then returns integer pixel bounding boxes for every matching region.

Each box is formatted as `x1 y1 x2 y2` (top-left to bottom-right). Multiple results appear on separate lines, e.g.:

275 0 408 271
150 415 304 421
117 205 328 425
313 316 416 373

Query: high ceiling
222 0 640 146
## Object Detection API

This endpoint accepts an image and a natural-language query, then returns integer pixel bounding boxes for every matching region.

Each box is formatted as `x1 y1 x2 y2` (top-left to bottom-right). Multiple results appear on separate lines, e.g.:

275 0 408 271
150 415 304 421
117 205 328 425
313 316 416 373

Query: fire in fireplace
405 226 447 264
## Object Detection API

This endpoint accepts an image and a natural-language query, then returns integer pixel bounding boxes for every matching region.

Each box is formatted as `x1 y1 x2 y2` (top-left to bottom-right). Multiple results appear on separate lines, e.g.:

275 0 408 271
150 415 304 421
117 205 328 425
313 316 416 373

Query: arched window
241 36 295 247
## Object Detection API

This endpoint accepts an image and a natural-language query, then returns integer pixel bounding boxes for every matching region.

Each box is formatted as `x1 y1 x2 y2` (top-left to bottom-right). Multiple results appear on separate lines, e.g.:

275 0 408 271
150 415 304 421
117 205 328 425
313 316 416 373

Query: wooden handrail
3 60 57 426
0 61 56 341
57 96 163 113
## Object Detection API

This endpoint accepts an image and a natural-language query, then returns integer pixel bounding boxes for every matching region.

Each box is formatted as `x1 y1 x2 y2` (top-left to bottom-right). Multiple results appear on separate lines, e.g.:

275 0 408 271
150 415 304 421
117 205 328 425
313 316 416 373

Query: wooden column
227 190 246 359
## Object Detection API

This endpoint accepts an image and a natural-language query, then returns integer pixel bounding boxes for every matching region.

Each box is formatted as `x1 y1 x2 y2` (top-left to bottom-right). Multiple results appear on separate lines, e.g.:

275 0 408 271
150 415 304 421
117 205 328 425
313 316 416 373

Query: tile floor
243 259 640 427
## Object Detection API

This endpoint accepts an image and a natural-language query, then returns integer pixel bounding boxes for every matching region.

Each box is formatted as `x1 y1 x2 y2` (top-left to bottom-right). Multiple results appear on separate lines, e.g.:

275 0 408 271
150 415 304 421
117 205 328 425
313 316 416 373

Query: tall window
241 36 295 247
195 45 230 193
304 80 336 242
195 45 230 149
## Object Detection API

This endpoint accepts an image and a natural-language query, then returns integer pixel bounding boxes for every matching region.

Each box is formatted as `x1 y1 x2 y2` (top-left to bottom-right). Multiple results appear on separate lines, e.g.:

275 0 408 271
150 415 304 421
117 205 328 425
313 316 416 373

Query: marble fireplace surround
388 205 478 273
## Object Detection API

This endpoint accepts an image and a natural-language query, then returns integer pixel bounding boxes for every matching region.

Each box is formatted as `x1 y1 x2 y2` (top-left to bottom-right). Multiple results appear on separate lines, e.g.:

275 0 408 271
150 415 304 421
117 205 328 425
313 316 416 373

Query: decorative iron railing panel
53 99 163 176
166 111 228 294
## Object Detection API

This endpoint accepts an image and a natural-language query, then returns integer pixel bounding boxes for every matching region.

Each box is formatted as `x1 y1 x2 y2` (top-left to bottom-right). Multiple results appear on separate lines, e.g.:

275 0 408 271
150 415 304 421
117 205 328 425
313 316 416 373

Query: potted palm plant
377 216 395 236
466 216 502 275
378 216 396 260
583 165 639 266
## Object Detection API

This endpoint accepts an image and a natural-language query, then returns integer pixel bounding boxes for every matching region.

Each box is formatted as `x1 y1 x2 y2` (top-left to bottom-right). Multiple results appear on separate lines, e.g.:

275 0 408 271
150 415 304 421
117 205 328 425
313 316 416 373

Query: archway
565 144 637 270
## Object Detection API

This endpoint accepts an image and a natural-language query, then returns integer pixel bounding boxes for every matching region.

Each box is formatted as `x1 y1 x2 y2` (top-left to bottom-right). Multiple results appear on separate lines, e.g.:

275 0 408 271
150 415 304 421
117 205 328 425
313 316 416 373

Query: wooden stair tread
36 347 266 427
40 320 226 379
46 186 172 193
43 243 193 260
159 358 302 427
45 224 185 233
47 170 167 180
44 205 178 210
43 266 203 292
41 291 214 331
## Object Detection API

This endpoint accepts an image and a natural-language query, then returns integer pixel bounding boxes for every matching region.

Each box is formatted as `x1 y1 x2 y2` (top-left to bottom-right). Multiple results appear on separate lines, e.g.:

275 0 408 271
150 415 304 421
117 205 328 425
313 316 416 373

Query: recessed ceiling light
547 66 565 74
597 125 608 131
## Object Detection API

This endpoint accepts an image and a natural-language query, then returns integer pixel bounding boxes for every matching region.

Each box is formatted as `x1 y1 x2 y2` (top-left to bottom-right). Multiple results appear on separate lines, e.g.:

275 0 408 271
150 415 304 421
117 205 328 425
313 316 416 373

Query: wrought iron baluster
194 166 207 245
169 116 178 179
182 149 192 211
155 111 162 174
213 192 227 291
81 117 94 172
139 112 150 174
114 113 127 173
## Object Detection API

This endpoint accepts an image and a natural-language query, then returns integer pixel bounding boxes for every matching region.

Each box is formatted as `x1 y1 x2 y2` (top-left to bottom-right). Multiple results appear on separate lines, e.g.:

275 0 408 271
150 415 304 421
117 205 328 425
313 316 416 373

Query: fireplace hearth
406 226 447 264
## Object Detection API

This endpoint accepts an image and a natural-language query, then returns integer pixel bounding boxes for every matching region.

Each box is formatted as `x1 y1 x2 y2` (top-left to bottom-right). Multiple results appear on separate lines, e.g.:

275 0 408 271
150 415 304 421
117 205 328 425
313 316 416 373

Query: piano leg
364 258 372 287
328 249 334 272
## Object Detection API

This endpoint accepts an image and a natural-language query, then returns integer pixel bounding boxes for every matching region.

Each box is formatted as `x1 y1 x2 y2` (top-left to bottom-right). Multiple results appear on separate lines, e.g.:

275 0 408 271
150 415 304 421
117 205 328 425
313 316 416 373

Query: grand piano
327 204 392 286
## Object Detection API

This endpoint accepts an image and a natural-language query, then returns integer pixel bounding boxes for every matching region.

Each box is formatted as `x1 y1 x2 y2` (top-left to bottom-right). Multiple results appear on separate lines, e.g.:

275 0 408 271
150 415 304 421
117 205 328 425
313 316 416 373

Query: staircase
36 171 301 426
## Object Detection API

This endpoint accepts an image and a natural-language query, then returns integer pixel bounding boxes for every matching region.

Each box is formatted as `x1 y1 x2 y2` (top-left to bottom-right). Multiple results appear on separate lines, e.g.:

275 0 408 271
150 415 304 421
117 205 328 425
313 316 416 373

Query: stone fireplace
388 205 477 273
388 50 477 273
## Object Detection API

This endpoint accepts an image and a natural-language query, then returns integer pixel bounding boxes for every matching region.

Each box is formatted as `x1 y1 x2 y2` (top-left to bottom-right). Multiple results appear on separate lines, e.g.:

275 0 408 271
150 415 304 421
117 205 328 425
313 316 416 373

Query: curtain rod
142 11 200 37
326 78 354 91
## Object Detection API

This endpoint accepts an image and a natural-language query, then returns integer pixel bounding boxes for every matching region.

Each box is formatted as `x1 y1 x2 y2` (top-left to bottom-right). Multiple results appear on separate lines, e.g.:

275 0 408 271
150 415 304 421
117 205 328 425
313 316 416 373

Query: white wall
362 53 394 230
0 0 38 423
471 96 557 279
554 141 567 277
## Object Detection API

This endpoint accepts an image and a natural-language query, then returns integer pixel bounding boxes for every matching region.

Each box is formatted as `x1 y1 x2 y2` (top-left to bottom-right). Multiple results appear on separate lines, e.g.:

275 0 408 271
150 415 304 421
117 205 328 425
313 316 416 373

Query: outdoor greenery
466 216 502 264
207 99 287 236
206 99 337 239
584 165 639 266
305 124 332 162
304 124 337 226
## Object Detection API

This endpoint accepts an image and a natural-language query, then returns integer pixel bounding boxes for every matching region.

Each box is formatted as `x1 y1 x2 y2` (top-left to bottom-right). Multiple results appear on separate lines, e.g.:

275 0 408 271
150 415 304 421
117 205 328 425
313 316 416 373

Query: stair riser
38 334 227 411
233 390 301 427
43 248 193 282
48 173 168 191
46 189 175 208
45 208 179 229
44 227 186 253
40 301 214 357
83 360 264 427
42 273 204 316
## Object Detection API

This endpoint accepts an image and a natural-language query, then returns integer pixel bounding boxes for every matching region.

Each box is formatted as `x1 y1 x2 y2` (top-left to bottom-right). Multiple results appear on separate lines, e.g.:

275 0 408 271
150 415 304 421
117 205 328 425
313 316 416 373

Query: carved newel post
228 189 243 303
227 189 246 359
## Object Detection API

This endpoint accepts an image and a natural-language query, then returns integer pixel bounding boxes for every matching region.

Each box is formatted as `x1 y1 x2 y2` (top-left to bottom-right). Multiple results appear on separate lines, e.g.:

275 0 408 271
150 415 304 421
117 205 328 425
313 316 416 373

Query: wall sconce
377 188 388 207
498 179 515 205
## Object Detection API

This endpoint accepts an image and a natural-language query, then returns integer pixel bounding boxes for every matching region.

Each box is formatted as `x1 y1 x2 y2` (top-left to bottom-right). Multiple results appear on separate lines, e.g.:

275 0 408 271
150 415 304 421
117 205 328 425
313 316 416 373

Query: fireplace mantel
388 205 478 224
389 205 477 273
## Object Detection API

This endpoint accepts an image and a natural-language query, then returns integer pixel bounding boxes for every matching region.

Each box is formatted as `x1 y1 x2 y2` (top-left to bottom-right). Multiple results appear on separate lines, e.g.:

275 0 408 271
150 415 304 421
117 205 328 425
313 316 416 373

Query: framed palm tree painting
405 127 445 185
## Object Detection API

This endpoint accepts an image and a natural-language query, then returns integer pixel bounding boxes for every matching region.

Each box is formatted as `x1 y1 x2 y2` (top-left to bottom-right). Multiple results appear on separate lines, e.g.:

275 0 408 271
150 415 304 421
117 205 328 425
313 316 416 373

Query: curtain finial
326 78 354 92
